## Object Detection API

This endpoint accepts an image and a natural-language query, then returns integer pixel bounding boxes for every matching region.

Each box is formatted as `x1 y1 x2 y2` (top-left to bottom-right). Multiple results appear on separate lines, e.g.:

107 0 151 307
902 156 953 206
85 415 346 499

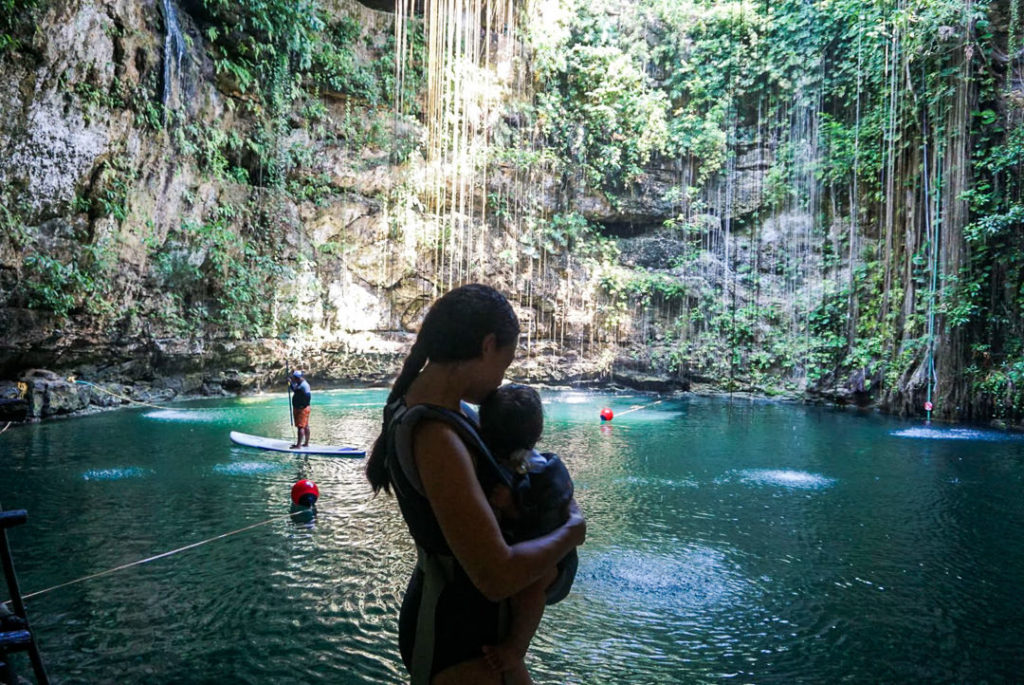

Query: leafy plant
0 0 40 53
150 205 287 337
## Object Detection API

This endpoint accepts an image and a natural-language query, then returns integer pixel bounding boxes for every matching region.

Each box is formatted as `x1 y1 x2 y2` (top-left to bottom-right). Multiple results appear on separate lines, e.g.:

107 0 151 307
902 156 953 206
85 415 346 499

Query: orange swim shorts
293 406 311 428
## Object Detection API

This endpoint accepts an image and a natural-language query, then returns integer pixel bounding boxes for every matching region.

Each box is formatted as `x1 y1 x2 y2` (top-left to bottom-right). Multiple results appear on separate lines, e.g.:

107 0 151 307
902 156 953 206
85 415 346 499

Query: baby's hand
488 484 516 522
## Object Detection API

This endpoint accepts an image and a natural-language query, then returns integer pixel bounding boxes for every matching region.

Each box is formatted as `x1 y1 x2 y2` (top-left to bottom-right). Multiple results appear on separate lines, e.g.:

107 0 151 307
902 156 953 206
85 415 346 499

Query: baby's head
478 383 543 460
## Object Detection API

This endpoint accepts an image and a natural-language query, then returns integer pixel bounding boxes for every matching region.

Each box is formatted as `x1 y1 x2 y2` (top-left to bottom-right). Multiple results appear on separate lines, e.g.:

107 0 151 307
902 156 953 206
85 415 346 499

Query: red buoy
600 407 614 422
924 401 933 412
291 479 320 507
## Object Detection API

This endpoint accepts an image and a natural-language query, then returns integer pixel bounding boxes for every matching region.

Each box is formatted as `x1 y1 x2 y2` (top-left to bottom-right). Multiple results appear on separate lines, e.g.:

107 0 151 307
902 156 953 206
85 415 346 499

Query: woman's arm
414 421 585 602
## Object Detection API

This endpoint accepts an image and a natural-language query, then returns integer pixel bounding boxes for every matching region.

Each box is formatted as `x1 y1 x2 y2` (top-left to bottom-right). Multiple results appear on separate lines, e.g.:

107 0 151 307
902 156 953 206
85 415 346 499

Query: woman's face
465 337 515 403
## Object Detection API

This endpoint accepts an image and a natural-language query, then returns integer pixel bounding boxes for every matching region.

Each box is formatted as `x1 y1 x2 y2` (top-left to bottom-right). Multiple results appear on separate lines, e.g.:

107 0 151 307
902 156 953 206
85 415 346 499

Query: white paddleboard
229 431 365 457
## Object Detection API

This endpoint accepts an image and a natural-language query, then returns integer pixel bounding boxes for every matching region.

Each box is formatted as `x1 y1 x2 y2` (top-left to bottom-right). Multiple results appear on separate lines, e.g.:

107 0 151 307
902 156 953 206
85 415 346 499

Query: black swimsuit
385 401 510 683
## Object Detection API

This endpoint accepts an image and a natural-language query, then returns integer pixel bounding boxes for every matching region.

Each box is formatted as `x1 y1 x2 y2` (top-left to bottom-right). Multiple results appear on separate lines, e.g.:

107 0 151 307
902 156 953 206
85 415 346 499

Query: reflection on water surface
1 390 1022 683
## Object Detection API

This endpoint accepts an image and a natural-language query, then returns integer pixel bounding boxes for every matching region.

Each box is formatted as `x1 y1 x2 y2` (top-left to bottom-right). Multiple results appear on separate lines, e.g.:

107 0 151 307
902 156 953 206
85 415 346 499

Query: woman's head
410 283 519 402
366 284 520 493
479 384 543 460
414 284 520 367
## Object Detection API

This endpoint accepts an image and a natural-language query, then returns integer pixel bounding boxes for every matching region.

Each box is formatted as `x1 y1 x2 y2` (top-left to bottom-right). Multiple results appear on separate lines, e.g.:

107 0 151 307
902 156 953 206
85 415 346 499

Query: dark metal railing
1 508 49 684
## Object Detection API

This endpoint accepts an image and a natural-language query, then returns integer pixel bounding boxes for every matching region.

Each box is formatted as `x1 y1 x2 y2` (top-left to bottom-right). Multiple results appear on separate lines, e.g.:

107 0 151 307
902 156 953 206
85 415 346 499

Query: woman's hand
416 421 586 601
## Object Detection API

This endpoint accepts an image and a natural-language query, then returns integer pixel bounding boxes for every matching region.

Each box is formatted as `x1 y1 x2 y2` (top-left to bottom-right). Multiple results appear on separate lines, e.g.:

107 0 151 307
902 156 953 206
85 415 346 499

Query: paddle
286 361 294 427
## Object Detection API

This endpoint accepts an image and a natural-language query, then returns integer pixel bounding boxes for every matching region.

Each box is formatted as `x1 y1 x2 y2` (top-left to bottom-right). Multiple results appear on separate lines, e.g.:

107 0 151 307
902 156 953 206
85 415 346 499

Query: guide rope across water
14 503 334 604
72 379 174 411
614 399 664 418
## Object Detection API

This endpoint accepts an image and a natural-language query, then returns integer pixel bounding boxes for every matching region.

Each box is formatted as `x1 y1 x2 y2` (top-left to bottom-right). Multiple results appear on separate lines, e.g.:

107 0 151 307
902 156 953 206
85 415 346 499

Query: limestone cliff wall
0 0 890 424
0 1 409 402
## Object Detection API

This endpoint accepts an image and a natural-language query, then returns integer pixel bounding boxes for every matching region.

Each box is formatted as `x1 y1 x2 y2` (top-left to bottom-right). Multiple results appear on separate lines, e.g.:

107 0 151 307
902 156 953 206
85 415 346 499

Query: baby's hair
479 384 543 460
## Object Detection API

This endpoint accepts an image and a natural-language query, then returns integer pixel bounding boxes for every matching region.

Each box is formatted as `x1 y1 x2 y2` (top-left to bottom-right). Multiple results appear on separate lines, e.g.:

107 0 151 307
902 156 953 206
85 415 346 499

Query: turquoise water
1 390 1023 683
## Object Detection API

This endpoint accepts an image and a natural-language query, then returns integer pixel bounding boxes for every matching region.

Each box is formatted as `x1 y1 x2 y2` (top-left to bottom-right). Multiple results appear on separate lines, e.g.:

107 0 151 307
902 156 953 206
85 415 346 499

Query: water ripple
890 426 1020 441
578 544 752 611
144 409 221 422
722 468 836 489
82 467 152 481
615 475 699 488
213 461 284 475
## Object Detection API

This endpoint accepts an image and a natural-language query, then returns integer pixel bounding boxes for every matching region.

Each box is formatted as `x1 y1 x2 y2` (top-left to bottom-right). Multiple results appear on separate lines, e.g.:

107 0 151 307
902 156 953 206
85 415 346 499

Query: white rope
73 380 173 411
614 399 664 418
19 509 314 601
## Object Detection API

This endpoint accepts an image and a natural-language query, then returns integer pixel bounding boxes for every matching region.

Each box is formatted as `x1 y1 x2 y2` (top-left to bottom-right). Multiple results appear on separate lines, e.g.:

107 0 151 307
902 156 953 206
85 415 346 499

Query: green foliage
191 0 425 197
971 351 1024 418
200 0 324 76
805 286 849 385
151 205 287 337
55 64 164 130
536 37 670 189
550 0 1022 409
91 157 137 221
198 2 423 111
18 236 119 321
173 120 249 182
517 212 618 265
615 270 691 306
957 112 1024 411
311 17 422 109
286 171 335 206
20 254 89 318
0 201 31 249
0 0 39 53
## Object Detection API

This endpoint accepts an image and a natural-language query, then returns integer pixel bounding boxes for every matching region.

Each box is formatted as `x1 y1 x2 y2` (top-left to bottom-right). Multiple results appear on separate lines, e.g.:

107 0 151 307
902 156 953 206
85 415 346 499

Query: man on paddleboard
289 370 312 448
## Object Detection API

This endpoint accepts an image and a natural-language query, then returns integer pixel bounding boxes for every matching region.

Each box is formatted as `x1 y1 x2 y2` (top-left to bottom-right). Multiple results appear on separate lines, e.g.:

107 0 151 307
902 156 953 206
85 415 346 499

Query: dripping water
161 0 186 120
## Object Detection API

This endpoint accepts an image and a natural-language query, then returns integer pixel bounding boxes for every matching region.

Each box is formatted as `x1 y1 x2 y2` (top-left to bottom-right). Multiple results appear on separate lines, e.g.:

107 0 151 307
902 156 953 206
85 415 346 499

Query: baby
477 383 578 681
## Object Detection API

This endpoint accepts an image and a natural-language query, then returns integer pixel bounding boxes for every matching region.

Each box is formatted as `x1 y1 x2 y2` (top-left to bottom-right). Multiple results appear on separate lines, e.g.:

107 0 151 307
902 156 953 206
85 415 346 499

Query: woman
366 284 586 685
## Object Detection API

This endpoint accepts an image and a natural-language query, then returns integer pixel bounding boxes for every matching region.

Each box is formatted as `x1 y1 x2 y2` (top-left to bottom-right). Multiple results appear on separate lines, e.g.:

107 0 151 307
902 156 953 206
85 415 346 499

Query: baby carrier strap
392 403 513 497
410 545 509 685
411 544 455 685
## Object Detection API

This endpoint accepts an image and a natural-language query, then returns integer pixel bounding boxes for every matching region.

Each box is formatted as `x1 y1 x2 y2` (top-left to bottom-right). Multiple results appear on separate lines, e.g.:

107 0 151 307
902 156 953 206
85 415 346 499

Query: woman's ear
480 332 498 357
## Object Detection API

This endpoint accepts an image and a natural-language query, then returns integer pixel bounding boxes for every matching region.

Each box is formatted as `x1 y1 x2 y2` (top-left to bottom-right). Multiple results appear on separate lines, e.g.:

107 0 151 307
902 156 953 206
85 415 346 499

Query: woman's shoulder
399 402 479 432
402 406 473 451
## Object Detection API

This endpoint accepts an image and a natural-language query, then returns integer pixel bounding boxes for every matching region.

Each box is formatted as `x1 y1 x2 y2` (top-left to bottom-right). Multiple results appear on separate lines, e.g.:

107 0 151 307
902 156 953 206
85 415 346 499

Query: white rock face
0 4 123 214
325 275 387 332
5 96 112 213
